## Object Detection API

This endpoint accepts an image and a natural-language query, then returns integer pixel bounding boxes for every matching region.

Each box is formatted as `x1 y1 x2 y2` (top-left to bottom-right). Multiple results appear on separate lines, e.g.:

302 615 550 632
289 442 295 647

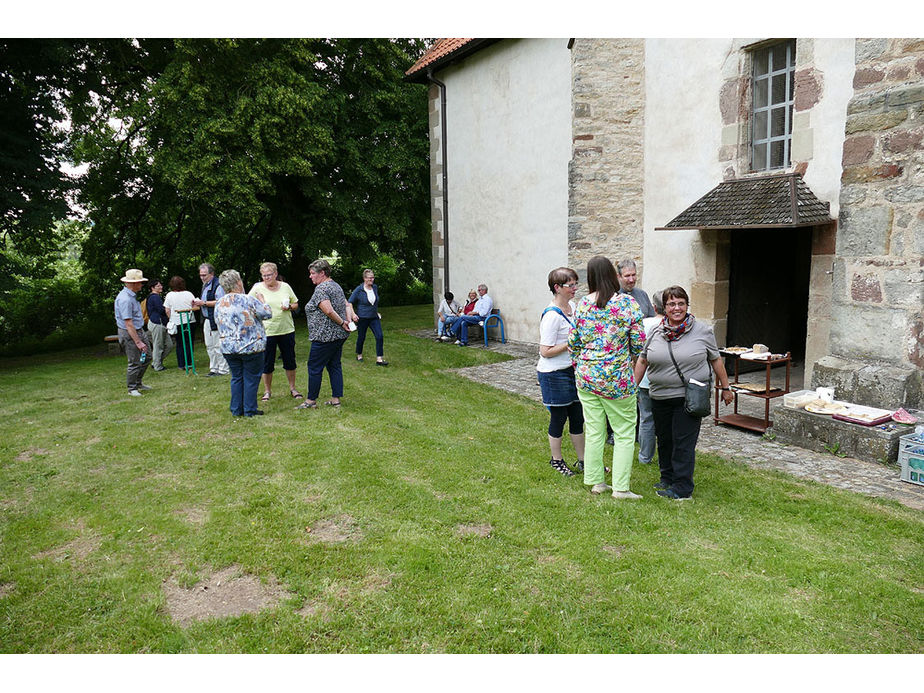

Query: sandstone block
811 355 863 393
829 305 910 364
836 206 892 256
855 363 923 409
842 164 905 185
850 273 883 303
883 185 924 204
845 111 908 134
886 84 924 108
853 67 885 89
856 38 888 63
883 128 924 153
841 135 876 166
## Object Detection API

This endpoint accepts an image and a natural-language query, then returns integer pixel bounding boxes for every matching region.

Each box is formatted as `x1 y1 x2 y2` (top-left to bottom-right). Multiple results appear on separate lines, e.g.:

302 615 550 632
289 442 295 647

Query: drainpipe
427 68 450 293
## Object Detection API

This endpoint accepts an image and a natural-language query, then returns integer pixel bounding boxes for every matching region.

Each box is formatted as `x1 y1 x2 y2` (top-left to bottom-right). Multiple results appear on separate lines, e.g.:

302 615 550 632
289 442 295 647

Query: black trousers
650 396 702 498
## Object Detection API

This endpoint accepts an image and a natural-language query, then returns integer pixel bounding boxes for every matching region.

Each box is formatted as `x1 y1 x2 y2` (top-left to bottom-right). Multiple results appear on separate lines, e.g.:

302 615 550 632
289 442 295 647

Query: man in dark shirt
616 259 654 318
146 278 173 372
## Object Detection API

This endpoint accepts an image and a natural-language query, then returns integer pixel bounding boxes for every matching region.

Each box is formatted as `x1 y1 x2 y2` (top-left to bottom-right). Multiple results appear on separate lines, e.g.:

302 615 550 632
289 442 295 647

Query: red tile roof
405 38 485 78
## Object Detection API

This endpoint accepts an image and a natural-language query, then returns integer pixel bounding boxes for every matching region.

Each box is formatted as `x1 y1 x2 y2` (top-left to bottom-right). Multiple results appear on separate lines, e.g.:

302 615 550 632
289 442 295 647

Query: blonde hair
260 262 277 274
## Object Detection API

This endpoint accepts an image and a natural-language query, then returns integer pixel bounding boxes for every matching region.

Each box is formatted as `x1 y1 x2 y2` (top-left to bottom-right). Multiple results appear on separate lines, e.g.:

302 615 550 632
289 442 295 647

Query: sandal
296 400 317 409
356 355 363 362
375 360 389 367
290 389 303 399
261 392 271 402
324 400 341 407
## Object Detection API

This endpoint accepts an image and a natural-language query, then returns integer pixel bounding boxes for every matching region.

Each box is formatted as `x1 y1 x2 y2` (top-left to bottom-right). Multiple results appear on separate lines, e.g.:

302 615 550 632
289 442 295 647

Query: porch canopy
655 173 834 230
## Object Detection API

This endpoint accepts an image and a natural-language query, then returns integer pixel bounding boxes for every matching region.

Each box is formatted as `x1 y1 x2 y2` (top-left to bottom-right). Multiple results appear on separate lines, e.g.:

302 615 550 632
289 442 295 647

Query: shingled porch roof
657 173 834 230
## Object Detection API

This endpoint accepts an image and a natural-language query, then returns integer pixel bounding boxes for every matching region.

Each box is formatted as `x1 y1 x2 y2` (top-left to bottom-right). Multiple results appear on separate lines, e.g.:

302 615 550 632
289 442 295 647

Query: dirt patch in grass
457 523 492 538
162 564 292 627
14 448 50 462
174 506 208 526
34 532 101 563
602 544 626 556
308 514 361 544
0 582 14 598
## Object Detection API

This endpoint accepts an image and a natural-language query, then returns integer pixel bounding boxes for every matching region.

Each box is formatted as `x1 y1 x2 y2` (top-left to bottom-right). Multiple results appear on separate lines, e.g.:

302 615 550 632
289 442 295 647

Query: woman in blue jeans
347 269 388 366
298 259 354 409
214 269 273 417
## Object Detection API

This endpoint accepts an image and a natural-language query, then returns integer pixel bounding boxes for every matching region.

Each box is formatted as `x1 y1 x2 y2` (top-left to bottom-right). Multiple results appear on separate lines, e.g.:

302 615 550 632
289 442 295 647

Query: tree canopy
67 38 431 299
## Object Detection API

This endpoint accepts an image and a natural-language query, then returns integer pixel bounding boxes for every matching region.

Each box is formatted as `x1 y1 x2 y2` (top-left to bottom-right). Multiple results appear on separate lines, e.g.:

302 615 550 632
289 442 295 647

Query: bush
0 275 112 357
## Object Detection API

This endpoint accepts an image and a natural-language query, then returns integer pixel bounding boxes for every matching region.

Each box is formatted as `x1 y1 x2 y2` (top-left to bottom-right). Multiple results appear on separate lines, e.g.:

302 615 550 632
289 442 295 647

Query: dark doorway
726 228 812 369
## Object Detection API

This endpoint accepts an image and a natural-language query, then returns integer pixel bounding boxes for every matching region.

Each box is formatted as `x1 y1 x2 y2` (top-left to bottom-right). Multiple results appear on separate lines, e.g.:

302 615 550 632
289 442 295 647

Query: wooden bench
104 334 123 355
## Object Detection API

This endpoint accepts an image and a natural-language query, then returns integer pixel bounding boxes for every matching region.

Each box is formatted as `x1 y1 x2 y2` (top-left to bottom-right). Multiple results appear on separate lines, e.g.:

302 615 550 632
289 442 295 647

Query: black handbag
667 340 712 418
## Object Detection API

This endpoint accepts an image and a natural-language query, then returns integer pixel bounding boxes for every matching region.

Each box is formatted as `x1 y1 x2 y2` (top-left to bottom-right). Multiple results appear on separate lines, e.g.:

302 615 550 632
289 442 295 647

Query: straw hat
120 269 148 283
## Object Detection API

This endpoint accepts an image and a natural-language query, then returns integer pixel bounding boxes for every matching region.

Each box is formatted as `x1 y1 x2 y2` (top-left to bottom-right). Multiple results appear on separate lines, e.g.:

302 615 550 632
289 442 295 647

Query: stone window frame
748 38 797 172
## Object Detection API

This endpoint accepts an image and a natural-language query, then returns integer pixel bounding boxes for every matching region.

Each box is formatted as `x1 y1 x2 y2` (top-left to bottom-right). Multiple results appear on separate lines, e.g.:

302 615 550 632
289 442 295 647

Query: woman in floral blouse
214 269 273 417
569 256 647 499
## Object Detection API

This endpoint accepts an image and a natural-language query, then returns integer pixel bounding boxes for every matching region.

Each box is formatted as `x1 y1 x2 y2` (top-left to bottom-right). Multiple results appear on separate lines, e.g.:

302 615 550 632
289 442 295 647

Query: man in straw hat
115 268 153 396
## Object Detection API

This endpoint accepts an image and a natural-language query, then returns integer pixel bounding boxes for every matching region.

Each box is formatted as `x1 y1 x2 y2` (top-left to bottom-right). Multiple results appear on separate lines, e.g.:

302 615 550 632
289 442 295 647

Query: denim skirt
537 366 579 407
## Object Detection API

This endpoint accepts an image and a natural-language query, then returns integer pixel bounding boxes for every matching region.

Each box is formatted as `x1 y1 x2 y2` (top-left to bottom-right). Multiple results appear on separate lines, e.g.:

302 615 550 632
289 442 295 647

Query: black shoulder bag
667 339 712 418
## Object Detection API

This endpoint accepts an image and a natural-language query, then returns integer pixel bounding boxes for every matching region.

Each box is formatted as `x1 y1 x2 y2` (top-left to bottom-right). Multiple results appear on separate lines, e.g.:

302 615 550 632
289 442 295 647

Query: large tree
70 38 431 299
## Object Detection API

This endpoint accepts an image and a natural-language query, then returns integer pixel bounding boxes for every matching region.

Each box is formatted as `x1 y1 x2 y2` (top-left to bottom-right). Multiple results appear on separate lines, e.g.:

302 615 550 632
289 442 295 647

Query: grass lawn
0 304 922 653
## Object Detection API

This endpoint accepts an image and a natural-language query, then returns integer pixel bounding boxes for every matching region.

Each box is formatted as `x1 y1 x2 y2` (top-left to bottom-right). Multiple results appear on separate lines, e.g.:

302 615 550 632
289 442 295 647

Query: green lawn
0 305 921 653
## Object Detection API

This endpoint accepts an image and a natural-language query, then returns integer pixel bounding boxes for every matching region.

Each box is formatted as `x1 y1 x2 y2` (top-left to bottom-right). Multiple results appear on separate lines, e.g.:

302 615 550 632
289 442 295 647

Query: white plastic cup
816 387 834 403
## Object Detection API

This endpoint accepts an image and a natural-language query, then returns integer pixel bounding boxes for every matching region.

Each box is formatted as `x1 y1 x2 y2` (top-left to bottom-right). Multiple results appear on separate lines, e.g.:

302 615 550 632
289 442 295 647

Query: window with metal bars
750 40 796 171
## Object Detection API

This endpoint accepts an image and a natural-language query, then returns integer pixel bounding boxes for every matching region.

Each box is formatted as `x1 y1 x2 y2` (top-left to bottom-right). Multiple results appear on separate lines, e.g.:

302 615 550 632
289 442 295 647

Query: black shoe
657 488 691 500
549 458 575 477
206 371 219 377
244 410 265 417
605 433 614 445
653 481 670 490
574 460 584 473
376 360 389 367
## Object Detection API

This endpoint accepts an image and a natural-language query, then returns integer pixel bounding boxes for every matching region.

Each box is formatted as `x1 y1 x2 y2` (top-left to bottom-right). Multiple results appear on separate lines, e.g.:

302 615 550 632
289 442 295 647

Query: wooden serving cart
714 351 791 433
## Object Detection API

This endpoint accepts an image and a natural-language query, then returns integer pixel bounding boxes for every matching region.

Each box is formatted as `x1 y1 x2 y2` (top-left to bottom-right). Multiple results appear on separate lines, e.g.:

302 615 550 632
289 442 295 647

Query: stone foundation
774 406 905 465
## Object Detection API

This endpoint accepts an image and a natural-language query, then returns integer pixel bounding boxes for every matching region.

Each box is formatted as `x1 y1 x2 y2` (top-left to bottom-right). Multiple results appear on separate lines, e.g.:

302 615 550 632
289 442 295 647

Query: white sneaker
590 483 612 494
128 390 142 397
612 490 643 500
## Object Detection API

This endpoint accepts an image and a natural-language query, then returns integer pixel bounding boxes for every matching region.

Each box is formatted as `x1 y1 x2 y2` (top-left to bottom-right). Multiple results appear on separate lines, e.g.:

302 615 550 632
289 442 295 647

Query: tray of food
731 383 782 394
721 346 750 355
831 403 895 426
804 400 850 416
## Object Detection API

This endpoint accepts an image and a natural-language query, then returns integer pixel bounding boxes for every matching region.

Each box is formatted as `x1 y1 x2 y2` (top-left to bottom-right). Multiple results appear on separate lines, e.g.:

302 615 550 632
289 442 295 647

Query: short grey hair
308 258 332 276
478 283 488 292
199 262 216 275
616 259 637 276
651 288 664 314
218 269 241 293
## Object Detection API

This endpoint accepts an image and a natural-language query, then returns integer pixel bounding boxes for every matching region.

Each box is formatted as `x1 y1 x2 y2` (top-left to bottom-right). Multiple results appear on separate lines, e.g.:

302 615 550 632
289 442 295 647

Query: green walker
177 309 197 375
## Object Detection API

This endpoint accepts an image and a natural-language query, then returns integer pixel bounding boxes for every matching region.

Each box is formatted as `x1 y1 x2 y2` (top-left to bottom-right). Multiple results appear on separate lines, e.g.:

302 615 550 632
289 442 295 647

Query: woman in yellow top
248 262 302 400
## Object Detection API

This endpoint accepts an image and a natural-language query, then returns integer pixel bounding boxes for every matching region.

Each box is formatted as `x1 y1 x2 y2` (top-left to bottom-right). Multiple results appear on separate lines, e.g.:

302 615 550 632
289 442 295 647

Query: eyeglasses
665 301 688 308
561 282 579 289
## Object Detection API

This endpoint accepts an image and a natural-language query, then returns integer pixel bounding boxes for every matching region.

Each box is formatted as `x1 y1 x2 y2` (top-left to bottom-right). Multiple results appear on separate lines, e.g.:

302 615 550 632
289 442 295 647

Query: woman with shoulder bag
537 267 585 477
633 286 733 500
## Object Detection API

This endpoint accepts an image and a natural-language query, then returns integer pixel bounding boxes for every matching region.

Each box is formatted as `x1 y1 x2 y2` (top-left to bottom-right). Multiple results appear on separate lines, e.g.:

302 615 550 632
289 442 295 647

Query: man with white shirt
450 283 493 347
192 263 229 376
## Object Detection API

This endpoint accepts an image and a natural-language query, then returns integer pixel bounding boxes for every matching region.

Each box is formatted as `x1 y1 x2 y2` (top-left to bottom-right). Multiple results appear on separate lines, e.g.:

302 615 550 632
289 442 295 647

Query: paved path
416 330 924 511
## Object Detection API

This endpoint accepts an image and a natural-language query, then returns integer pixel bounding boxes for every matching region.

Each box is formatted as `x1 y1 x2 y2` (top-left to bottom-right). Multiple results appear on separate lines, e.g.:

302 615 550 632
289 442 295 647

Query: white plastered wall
440 39 572 342
642 39 730 313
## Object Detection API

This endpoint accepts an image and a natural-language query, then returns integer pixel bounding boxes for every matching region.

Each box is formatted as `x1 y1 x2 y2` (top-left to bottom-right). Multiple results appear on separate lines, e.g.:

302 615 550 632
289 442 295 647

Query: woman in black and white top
298 259 355 409
536 267 585 477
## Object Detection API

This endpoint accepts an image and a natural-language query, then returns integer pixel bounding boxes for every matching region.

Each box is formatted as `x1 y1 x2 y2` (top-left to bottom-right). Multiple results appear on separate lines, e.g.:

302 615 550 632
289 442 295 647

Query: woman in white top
537 267 585 477
163 275 197 370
